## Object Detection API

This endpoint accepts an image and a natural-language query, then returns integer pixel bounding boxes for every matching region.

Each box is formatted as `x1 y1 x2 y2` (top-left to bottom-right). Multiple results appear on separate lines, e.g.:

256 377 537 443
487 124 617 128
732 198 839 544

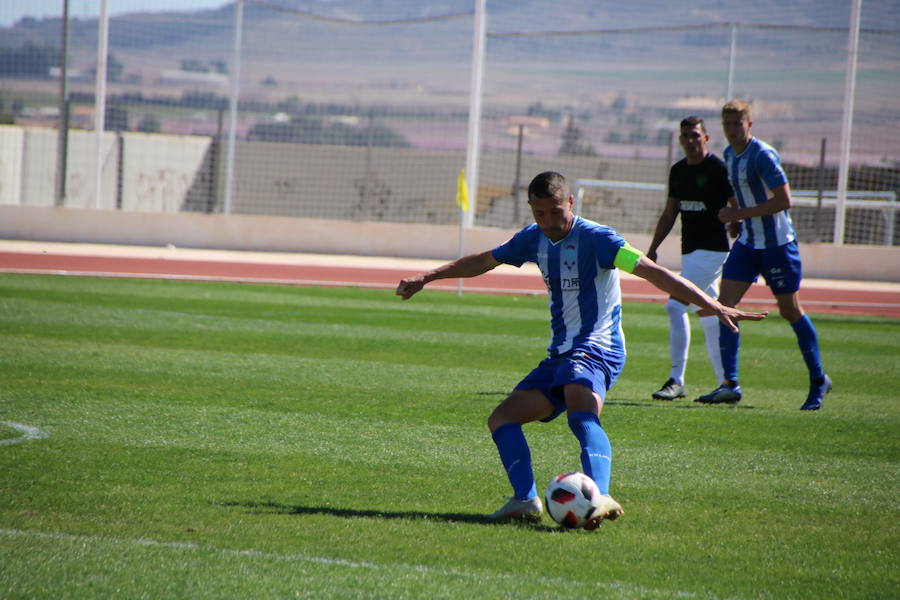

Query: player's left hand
714 305 768 333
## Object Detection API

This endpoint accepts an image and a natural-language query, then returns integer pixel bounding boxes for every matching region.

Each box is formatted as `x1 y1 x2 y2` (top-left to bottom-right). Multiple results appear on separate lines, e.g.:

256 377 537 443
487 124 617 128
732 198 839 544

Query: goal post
573 178 668 238
574 178 665 216
573 178 898 246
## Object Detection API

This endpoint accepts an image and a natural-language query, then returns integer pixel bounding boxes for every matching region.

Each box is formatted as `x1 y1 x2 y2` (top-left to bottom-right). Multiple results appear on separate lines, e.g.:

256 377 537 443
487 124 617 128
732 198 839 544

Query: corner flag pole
456 169 471 295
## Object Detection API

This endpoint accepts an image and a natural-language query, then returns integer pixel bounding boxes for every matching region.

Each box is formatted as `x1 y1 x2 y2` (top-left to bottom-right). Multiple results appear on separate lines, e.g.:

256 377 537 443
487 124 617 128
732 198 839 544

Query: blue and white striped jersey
724 137 796 249
492 217 627 358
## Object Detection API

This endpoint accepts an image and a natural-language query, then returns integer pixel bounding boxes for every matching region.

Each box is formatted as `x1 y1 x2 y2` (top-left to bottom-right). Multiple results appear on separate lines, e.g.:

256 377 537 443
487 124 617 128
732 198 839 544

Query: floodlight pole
223 0 245 215
726 23 737 101
55 0 70 207
463 0 486 231
458 0 486 295
93 0 110 209
834 0 862 247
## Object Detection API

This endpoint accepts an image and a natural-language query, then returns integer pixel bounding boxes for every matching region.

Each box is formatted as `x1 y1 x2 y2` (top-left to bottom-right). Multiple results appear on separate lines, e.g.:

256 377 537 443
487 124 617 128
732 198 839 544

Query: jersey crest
491 217 627 357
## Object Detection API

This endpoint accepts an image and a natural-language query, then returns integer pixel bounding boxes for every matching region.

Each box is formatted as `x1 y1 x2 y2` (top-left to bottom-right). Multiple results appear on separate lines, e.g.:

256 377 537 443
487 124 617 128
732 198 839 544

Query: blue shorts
723 240 803 295
514 348 625 422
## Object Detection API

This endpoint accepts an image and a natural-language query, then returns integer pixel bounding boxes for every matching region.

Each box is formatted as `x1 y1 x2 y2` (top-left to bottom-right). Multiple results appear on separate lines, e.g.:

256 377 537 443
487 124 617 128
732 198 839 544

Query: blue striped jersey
724 137 796 249
491 217 627 358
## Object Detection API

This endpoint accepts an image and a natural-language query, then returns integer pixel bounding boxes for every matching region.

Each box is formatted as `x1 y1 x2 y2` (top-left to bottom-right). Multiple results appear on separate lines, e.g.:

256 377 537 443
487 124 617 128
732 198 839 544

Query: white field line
0 527 711 599
0 422 48 446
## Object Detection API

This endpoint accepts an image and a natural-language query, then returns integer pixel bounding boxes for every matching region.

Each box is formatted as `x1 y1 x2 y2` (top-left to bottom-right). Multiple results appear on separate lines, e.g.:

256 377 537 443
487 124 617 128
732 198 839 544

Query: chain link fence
1 1 898 245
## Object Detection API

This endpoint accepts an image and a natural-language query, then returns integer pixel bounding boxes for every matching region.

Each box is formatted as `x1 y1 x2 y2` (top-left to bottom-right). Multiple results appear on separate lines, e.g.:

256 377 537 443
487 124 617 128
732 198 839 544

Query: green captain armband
613 243 643 274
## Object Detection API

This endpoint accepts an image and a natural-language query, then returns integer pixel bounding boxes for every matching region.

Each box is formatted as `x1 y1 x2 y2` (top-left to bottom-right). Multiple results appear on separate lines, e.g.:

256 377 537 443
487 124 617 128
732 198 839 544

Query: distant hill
2 0 897 167
2 0 896 114
2 0 894 54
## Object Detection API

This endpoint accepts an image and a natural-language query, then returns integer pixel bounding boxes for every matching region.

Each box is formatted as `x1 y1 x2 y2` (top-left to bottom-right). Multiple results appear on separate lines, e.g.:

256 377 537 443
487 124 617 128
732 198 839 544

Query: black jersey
668 153 733 254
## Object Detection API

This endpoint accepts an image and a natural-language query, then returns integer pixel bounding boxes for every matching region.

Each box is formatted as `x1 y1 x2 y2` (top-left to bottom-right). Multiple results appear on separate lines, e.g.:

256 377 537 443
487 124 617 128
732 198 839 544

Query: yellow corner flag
456 169 470 212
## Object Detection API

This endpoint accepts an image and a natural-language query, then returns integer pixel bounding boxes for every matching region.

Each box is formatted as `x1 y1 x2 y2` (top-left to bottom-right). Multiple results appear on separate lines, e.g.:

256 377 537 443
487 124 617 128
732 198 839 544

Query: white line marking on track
0 422 48 446
0 528 709 599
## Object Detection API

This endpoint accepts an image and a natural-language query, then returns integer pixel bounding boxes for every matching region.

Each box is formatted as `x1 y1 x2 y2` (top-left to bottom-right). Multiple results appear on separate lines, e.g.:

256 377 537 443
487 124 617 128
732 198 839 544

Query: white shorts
679 249 728 312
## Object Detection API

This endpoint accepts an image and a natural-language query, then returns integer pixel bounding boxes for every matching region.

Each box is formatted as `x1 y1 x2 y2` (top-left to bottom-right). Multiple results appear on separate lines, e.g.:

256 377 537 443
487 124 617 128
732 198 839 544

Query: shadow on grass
214 500 560 532
475 392 757 409
605 398 756 410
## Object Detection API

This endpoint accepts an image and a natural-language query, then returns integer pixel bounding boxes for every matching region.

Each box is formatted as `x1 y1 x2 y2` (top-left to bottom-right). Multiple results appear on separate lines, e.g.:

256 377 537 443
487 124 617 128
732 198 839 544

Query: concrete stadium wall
120 132 211 213
1 205 898 282
7 124 889 251
0 125 666 228
226 139 665 226
0 125 211 212
1 126 121 209
1 125 895 279
0 126 24 206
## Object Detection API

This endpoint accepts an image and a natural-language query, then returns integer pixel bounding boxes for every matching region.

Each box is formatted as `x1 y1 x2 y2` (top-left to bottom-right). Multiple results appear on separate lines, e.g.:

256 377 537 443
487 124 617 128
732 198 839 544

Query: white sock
666 299 689 385
700 314 724 383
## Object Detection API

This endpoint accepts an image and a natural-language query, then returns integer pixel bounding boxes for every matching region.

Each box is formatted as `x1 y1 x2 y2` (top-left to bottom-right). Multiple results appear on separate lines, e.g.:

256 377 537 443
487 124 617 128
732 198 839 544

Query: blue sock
719 321 740 383
567 411 612 495
791 314 825 382
491 423 537 500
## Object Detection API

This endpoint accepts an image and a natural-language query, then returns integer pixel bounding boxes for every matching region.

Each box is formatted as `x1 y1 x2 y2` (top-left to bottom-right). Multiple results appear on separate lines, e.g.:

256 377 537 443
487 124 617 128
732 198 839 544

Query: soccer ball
544 472 603 529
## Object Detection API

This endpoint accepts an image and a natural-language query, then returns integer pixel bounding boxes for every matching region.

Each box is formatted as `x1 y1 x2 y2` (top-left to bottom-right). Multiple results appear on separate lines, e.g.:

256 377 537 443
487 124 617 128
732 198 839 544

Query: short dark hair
680 115 706 133
528 171 568 200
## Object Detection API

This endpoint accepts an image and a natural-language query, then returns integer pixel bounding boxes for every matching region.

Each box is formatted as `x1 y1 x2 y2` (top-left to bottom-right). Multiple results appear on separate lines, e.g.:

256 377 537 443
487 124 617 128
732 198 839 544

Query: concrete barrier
0 125 211 212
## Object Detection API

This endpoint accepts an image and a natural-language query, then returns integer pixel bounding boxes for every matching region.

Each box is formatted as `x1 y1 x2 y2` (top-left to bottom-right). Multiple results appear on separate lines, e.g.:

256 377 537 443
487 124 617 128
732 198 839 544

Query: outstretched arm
631 256 766 332
396 250 501 300
646 196 679 263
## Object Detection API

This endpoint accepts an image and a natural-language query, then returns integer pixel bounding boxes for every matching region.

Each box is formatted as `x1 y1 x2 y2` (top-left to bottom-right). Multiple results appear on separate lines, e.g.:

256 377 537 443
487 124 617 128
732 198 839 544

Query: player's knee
778 302 805 323
717 280 745 307
487 406 510 432
717 293 739 308
778 304 803 322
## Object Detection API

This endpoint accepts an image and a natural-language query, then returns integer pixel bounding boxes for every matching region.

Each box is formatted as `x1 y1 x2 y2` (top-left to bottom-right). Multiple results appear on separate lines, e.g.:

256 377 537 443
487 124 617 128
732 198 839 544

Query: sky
1 1 229 26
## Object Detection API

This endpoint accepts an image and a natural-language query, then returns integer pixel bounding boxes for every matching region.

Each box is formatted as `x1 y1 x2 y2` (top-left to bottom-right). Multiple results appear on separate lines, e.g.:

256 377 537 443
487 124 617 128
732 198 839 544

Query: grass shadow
605 398 757 410
474 393 757 409
214 500 560 532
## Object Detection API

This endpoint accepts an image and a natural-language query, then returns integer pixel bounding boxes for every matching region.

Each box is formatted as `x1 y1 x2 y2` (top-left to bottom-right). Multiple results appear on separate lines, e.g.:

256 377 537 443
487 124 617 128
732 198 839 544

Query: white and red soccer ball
544 471 604 529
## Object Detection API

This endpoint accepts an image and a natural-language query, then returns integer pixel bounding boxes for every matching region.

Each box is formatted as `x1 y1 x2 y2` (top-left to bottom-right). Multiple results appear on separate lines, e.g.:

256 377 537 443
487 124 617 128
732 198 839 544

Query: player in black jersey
646 116 738 401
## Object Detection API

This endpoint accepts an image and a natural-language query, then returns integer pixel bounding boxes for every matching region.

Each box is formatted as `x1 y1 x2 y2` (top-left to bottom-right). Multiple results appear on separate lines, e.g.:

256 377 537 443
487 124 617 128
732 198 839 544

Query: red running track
2 251 899 319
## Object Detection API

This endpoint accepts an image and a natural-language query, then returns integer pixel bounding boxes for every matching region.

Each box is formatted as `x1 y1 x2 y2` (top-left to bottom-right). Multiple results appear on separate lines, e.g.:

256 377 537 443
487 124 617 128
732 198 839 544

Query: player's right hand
396 277 425 300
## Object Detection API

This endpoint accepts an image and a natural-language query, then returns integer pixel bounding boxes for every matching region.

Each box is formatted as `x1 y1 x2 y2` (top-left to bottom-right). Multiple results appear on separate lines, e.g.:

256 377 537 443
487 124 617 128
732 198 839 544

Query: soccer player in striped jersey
695 100 832 410
396 171 765 528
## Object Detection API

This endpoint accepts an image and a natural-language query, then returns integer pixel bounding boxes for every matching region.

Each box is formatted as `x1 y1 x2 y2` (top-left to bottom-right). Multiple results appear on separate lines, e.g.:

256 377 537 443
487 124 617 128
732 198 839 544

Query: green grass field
1 273 898 599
